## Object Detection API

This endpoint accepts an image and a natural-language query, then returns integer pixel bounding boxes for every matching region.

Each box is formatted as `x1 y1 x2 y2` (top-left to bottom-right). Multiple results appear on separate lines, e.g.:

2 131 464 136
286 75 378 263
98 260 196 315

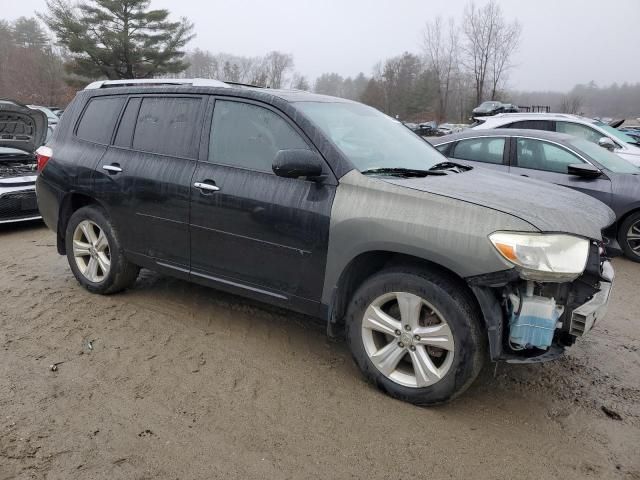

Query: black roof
82 83 353 104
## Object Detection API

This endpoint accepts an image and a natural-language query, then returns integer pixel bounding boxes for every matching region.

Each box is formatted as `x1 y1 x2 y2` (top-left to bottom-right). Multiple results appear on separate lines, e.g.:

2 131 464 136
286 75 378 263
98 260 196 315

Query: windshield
593 121 637 145
297 102 446 172
571 138 640 174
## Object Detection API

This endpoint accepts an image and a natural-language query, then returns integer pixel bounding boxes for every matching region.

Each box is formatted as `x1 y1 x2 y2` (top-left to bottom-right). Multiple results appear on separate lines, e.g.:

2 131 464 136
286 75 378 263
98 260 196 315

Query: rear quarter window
76 96 126 144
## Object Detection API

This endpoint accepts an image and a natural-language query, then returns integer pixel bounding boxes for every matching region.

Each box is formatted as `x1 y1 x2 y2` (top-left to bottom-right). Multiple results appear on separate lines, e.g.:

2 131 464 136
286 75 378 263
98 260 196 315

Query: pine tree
40 0 195 81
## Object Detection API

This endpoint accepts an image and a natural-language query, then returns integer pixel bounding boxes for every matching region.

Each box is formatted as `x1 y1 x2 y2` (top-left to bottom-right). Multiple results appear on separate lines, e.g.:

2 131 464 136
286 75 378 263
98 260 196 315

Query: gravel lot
1 222 639 479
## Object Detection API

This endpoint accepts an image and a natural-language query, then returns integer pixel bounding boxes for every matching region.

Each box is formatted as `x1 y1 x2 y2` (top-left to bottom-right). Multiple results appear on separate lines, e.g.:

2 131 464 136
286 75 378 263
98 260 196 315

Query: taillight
35 146 53 172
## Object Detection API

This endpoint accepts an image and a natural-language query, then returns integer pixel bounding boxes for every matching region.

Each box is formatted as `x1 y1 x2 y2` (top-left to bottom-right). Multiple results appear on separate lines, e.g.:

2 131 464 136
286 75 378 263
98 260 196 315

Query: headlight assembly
489 232 590 282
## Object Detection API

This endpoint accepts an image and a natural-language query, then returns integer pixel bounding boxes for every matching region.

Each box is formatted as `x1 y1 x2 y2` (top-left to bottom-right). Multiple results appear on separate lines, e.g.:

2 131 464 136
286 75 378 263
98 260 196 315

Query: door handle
194 181 220 192
103 164 123 173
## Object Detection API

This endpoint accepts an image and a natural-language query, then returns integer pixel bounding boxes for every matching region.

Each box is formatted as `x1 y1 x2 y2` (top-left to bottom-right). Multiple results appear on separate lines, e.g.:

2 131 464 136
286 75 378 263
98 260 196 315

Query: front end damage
469 241 614 363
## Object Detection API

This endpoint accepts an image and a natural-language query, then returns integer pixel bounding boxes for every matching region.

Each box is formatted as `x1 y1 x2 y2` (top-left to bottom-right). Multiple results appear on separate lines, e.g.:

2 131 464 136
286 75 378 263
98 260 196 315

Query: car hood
384 168 615 239
0 100 47 154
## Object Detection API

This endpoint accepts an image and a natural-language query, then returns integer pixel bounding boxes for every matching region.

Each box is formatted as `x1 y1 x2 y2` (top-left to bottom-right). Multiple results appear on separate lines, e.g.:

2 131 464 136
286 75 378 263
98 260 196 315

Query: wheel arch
326 250 486 338
56 192 107 255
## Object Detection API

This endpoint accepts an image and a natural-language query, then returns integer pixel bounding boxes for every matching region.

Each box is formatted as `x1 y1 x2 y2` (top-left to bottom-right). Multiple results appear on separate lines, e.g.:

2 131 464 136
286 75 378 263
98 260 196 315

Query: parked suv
473 113 640 166
36 79 615 404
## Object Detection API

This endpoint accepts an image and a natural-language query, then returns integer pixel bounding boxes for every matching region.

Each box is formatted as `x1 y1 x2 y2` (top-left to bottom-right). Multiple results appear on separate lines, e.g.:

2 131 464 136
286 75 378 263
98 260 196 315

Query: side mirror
568 163 602 178
273 149 324 180
598 137 616 152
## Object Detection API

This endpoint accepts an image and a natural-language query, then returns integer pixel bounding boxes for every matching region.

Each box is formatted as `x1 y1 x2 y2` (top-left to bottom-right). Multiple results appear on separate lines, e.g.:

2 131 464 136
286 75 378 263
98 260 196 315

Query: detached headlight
489 232 589 282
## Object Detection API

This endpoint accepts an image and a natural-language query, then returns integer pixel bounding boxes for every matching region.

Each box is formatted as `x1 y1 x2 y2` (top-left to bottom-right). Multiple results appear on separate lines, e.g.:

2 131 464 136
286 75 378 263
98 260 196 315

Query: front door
509 137 612 206
189 99 336 307
94 95 204 270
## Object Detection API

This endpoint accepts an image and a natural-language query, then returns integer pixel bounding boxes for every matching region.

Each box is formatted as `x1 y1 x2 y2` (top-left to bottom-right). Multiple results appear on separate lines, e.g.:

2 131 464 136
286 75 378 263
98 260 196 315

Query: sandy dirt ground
1 222 638 480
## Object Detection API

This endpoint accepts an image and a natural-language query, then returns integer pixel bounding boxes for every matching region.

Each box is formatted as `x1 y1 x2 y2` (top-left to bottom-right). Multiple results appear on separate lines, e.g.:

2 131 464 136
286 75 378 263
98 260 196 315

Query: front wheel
65 205 139 294
345 268 486 405
619 212 640 262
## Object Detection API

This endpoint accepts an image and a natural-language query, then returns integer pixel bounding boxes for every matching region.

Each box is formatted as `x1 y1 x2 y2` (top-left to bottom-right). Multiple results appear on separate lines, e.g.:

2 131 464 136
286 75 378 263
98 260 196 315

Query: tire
65 205 139 294
619 212 640 262
345 267 486 405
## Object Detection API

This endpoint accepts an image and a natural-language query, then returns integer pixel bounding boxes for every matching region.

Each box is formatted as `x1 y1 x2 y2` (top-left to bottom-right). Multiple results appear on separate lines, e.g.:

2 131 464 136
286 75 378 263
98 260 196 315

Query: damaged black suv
36 79 615 404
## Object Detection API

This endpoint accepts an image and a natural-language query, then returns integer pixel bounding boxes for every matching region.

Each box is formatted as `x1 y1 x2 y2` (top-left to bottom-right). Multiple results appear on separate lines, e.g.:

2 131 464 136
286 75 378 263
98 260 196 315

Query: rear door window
452 137 506 164
504 120 554 131
114 98 141 148
208 100 309 173
555 121 603 143
76 96 125 144
132 97 202 158
515 138 583 173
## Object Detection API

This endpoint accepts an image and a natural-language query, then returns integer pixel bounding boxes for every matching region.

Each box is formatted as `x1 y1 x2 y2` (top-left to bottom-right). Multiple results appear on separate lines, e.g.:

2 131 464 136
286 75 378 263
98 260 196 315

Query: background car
432 128 640 261
28 105 59 141
472 113 640 166
414 121 438 136
472 101 505 117
0 100 47 224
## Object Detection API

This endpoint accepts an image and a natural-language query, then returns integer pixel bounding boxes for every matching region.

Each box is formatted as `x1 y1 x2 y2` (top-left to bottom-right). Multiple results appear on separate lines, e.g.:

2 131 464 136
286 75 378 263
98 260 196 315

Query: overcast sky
4 0 640 91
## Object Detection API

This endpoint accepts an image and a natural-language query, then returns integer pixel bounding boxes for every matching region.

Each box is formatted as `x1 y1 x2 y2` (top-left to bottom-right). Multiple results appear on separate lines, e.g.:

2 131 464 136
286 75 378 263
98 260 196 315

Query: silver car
473 113 640 166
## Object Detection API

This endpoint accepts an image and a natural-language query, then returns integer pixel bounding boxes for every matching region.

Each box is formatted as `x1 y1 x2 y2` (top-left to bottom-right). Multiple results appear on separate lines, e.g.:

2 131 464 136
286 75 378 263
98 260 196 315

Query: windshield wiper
361 167 447 177
428 161 472 173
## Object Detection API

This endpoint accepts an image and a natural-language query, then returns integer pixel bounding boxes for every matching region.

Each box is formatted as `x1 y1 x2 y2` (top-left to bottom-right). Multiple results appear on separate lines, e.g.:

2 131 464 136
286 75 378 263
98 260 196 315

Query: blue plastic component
509 296 562 350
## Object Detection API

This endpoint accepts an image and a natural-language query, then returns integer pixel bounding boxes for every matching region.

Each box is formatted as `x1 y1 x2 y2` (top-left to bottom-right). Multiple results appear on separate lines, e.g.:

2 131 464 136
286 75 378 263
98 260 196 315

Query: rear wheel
65 206 139 294
346 268 485 405
619 212 640 262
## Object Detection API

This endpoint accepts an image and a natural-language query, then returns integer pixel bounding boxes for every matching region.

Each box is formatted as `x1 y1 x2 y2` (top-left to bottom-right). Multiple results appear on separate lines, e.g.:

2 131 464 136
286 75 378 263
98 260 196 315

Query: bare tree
265 51 293 88
290 73 310 90
422 17 459 121
559 94 584 114
462 0 520 105
488 17 521 99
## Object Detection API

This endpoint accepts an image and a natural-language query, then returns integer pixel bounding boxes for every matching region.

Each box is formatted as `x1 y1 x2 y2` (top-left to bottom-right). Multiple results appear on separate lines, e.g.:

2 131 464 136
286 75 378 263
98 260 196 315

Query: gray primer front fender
321 170 537 305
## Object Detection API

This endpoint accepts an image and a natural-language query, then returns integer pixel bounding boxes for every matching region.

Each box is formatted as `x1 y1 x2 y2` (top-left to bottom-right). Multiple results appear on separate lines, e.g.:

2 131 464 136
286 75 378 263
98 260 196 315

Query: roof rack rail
223 81 265 89
84 78 230 90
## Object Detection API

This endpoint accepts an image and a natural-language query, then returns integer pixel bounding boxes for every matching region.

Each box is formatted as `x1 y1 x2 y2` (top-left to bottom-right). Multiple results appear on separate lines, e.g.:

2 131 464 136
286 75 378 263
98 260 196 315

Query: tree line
1 0 637 121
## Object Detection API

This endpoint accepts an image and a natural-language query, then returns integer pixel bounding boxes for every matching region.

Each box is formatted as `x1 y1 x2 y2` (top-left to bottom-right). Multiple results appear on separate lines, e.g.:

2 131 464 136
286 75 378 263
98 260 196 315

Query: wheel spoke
85 257 98 282
96 252 110 276
409 346 441 387
396 292 423 329
370 341 406 376
95 230 108 251
80 221 98 245
414 323 454 351
363 305 401 336
73 239 91 257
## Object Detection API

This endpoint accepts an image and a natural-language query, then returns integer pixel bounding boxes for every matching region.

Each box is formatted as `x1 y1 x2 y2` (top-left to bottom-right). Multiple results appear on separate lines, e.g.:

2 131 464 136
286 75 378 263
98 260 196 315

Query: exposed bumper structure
570 261 614 336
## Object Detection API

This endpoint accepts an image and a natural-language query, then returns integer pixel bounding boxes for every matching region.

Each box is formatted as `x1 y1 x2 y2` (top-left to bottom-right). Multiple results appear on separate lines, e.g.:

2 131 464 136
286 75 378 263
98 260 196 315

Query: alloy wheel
72 220 111 283
626 220 640 254
361 291 455 388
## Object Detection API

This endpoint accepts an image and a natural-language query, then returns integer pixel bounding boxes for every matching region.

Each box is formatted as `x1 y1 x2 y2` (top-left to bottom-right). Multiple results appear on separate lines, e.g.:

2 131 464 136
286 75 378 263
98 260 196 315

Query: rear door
448 136 509 173
509 137 612 205
94 95 204 272
189 98 336 310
